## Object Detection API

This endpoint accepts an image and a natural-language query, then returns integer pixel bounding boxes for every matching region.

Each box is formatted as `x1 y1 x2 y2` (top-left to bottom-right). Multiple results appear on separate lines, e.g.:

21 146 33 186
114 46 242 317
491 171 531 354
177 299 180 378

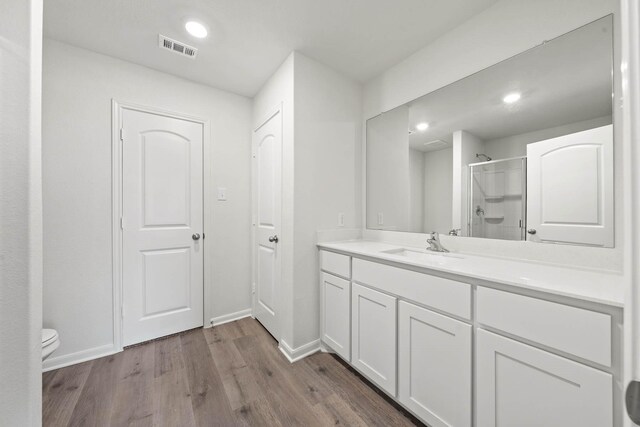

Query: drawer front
352 258 471 320
477 287 611 366
320 250 351 279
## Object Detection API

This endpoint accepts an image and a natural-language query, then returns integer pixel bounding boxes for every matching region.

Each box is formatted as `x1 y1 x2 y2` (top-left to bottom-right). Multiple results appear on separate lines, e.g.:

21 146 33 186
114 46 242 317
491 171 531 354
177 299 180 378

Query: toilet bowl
42 329 60 361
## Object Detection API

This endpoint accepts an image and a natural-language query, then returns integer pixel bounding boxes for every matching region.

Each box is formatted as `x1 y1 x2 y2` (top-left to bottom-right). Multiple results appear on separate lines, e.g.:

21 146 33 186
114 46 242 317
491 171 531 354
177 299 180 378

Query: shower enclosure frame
467 156 527 241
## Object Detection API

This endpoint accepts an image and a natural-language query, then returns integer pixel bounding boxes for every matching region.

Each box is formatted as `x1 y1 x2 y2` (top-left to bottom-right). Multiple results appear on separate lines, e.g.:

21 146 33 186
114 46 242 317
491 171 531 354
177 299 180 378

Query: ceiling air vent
158 34 198 59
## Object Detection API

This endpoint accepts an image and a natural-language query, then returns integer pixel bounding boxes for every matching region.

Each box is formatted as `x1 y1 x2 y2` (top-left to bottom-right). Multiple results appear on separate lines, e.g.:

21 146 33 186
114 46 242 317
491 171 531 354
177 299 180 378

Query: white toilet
42 329 60 361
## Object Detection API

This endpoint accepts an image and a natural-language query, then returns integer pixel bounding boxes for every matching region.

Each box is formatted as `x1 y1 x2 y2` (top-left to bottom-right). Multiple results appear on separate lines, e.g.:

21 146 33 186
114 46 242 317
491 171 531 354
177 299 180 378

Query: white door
252 110 282 339
320 272 350 361
476 329 613 427
122 108 204 346
526 124 613 246
398 301 472 427
351 283 397 396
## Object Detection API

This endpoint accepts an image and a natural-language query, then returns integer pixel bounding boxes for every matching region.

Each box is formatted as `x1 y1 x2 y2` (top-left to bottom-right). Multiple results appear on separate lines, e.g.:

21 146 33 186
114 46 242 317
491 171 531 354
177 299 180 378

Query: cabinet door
398 301 472 427
476 329 612 427
321 272 350 360
351 283 397 395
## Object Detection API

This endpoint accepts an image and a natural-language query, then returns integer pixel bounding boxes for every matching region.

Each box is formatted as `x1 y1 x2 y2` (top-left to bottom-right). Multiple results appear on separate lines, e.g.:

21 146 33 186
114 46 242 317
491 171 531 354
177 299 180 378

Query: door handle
527 229 537 235
268 235 279 243
192 233 201 241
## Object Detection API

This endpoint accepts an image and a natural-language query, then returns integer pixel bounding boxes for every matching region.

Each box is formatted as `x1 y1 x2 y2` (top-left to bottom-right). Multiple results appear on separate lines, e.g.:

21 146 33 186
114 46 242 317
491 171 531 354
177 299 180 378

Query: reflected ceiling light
416 122 429 131
503 92 521 104
185 21 208 38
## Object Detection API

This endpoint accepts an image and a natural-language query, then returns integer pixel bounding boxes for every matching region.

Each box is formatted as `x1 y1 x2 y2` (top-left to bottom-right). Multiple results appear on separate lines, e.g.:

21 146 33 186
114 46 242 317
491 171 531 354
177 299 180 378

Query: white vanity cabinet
398 301 472 427
351 282 397 395
317 245 620 427
476 329 613 427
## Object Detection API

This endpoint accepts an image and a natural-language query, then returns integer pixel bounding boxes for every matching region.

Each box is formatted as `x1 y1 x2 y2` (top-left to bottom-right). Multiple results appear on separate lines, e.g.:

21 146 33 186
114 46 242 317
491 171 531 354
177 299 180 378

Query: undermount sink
380 247 464 265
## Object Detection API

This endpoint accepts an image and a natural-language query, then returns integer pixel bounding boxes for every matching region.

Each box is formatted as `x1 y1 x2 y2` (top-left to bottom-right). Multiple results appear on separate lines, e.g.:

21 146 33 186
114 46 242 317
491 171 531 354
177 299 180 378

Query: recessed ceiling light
185 21 208 38
416 122 429 131
503 92 521 104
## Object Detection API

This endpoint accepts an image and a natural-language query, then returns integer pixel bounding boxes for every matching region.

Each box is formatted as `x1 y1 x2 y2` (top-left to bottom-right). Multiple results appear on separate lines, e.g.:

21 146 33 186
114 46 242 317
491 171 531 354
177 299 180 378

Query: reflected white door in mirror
527 124 614 247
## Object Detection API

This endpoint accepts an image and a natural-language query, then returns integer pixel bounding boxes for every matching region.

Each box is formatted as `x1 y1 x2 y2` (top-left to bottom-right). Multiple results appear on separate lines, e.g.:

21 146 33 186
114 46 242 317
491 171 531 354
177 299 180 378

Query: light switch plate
217 187 227 201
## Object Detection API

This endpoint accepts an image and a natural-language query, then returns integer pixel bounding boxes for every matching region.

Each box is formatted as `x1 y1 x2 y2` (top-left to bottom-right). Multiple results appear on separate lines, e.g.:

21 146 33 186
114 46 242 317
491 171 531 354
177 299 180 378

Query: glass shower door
468 157 526 241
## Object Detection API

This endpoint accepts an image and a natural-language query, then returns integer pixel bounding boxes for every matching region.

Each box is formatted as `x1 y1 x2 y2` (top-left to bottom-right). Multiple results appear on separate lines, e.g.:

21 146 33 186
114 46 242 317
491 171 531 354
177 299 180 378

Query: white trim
621 0 640 425
209 309 252 327
42 344 118 372
111 100 212 351
278 339 321 363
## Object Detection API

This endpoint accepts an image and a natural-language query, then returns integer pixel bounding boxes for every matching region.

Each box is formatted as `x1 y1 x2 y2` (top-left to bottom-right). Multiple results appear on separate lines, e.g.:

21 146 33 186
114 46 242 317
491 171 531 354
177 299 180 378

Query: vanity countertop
317 240 625 308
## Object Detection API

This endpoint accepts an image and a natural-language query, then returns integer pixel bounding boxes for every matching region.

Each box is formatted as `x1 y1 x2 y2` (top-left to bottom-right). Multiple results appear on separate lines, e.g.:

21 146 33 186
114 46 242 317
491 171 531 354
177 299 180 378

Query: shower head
476 153 492 161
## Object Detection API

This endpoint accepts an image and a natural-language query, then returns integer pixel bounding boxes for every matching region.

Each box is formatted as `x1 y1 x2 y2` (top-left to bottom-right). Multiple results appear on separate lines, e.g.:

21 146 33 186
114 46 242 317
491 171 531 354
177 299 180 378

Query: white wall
453 130 485 234
252 53 296 347
484 115 612 160
408 149 424 232
43 40 253 367
0 0 43 424
423 148 453 233
366 106 410 231
363 0 623 272
252 52 361 350
292 53 362 347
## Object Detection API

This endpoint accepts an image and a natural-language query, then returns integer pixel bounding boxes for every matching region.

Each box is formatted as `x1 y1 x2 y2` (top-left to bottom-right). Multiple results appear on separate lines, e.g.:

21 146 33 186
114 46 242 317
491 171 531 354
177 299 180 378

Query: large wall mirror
366 15 614 247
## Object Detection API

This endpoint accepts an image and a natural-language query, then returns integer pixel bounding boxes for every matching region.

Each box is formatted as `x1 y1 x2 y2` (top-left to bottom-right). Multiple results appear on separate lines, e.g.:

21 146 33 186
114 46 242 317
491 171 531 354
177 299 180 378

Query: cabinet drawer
477 287 611 366
352 258 471 320
320 250 350 279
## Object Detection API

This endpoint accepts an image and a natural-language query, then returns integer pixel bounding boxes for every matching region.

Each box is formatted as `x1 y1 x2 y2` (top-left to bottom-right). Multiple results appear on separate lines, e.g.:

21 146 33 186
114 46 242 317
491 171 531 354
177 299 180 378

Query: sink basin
380 247 463 265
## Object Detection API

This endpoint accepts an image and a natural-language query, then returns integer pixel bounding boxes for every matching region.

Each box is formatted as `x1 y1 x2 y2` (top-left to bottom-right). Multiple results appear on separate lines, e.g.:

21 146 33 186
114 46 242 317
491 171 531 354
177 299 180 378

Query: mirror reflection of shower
469 157 526 241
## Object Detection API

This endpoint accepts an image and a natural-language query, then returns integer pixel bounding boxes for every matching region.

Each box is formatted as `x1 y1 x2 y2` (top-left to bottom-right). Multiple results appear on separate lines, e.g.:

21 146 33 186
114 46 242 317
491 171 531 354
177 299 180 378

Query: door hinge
119 128 124 141
121 305 124 319
252 283 256 294
120 217 124 230
202 232 205 239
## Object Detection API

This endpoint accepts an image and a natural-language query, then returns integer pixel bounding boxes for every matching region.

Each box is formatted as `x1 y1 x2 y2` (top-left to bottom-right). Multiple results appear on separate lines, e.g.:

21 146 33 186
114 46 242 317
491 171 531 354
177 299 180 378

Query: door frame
251 104 283 340
111 100 212 351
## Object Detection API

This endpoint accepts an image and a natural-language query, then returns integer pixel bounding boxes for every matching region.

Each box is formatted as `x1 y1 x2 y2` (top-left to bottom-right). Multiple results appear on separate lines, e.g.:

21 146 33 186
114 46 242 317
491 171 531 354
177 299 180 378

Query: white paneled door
253 110 282 339
526 124 613 246
122 108 204 346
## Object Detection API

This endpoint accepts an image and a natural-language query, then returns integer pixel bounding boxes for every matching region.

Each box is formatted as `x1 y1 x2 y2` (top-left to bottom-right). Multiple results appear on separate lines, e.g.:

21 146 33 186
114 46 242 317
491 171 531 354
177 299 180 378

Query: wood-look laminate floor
43 317 422 426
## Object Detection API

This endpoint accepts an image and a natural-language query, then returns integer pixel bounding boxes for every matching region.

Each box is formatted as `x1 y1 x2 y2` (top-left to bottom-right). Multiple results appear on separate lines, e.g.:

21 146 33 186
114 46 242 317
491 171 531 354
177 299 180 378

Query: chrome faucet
427 231 449 253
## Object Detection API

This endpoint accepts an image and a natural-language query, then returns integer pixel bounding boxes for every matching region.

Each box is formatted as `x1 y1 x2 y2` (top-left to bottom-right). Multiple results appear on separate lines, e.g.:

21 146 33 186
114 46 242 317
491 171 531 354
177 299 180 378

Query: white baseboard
209 308 252 327
43 343 119 372
279 339 321 363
